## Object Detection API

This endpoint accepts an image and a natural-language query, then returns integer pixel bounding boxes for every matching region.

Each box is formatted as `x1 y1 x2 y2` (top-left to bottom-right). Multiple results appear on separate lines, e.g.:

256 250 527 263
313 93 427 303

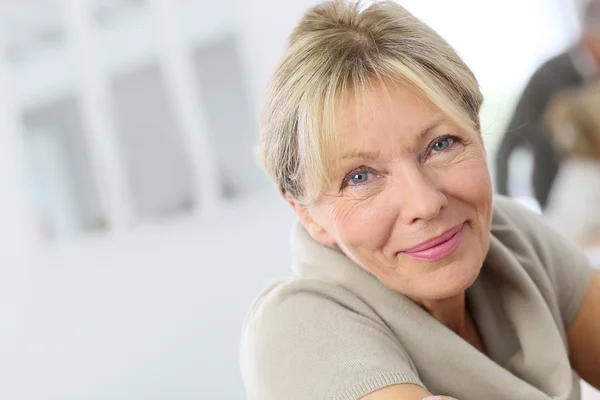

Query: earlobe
287 198 336 246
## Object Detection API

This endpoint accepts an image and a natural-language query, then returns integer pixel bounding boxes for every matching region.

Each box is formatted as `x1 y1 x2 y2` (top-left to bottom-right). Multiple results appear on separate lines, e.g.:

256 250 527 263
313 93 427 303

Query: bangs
296 57 481 205
257 0 483 206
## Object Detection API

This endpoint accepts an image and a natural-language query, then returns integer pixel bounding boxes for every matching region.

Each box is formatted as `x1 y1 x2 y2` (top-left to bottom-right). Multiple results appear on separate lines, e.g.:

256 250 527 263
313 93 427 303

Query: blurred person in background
240 1 600 399
544 83 600 248
495 0 600 209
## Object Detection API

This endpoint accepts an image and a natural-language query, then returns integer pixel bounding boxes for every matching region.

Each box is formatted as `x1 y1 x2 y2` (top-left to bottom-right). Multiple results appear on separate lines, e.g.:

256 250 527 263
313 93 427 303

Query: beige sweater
241 197 593 400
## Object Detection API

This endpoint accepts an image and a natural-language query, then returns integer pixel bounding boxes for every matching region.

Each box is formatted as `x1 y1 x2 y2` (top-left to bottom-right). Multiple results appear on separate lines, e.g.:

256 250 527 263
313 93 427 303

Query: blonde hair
545 84 600 160
257 0 483 204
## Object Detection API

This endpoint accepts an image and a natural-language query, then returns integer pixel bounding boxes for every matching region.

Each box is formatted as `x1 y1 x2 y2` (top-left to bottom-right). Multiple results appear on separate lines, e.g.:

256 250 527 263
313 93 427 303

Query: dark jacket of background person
495 51 584 209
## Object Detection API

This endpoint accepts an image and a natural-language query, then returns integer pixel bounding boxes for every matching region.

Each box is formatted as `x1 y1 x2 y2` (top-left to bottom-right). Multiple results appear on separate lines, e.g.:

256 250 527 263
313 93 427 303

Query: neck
418 292 468 335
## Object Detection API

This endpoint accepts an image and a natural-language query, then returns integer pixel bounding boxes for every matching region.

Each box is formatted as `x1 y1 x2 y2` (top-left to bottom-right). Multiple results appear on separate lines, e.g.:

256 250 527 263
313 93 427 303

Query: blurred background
0 0 598 399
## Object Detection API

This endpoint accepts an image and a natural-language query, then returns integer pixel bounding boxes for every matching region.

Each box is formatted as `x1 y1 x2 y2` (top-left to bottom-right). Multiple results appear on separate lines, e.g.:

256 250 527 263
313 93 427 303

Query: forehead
332 83 444 151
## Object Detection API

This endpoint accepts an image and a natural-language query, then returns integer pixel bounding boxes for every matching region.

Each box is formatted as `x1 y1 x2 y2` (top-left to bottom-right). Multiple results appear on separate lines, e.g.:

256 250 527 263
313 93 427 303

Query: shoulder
506 52 577 128
241 278 421 400
515 52 579 107
243 277 381 329
529 51 578 86
537 51 576 75
241 278 395 360
490 195 593 327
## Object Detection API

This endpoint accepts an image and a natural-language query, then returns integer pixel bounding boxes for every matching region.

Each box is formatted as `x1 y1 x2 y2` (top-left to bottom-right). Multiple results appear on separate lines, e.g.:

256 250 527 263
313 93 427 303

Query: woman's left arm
568 269 600 389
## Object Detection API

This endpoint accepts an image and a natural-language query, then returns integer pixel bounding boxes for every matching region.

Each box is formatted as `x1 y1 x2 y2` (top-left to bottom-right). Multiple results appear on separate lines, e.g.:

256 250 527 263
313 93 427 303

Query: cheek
434 148 493 244
329 195 398 251
454 165 492 202
440 147 492 207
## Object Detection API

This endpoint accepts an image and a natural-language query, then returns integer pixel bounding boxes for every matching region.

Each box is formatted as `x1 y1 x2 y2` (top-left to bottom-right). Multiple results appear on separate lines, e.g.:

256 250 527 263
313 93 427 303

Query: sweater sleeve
240 279 423 400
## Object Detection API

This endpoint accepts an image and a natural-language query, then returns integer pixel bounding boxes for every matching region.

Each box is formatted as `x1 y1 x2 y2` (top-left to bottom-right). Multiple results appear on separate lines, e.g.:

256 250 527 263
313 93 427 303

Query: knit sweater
241 196 593 400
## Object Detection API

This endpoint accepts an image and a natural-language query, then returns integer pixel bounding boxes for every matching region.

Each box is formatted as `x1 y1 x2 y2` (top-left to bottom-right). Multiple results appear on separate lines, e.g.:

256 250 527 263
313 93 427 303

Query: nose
395 164 447 224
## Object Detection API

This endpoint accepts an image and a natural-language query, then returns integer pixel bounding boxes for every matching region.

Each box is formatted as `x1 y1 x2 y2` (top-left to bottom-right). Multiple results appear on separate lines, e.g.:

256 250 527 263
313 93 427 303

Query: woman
544 84 600 248
240 1 600 399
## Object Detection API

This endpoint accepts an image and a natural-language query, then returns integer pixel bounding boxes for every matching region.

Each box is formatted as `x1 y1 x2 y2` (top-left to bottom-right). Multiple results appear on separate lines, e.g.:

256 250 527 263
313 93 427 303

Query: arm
568 269 600 390
495 128 526 196
361 384 456 400
495 64 553 200
495 83 542 197
530 133 560 209
361 384 429 399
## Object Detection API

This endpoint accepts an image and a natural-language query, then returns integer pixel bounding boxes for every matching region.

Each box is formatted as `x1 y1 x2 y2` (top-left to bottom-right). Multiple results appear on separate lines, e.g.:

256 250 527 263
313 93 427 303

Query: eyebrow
341 117 446 160
341 150 382 161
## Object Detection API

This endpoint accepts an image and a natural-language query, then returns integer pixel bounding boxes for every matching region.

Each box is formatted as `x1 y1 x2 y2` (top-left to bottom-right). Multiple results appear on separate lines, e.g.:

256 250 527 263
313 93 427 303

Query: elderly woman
240 1 600 399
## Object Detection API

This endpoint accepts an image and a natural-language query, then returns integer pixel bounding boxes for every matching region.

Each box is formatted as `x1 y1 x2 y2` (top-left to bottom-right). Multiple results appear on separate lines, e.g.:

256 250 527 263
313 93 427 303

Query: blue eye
431 137 452 153
342 169 375 188
349 171 372 186
429 136 458 156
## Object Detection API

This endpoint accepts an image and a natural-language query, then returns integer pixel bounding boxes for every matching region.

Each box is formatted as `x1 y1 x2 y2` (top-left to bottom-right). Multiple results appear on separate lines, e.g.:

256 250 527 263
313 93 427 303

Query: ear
287 198 336 246
581 34 594 54
581 35 590 51
582 34 600 64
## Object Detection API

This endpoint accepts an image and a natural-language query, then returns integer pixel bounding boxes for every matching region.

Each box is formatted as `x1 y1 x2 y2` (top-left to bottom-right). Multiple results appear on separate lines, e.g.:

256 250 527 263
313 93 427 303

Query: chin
416 258 483 301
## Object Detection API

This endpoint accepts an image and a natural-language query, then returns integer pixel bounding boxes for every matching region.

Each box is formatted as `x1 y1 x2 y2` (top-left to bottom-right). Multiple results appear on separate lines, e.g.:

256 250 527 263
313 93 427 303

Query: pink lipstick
402 223 465 262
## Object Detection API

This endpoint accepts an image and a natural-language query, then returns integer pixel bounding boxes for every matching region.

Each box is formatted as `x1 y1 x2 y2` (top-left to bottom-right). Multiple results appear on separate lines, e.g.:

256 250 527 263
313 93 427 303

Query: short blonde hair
257 0 483 204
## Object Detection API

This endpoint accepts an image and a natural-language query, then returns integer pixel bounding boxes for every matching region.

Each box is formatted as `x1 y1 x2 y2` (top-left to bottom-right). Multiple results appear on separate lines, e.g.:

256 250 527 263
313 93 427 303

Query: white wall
233 0 320 106
16 190 295 400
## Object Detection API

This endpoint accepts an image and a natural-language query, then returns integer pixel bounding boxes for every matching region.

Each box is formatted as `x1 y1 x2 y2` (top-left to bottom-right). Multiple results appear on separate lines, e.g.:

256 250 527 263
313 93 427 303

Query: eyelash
341 135 462 189
341 166 377 189
425 135 461 159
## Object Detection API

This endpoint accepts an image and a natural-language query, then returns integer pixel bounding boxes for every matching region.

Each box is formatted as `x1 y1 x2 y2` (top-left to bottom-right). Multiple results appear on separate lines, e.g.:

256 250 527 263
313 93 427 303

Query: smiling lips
402 223 465 262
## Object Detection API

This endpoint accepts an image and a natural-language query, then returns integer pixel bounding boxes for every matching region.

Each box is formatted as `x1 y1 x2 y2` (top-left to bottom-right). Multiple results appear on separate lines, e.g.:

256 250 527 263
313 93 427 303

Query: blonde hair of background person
544 84 600 247
545 84 600 160
241 1 600 399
